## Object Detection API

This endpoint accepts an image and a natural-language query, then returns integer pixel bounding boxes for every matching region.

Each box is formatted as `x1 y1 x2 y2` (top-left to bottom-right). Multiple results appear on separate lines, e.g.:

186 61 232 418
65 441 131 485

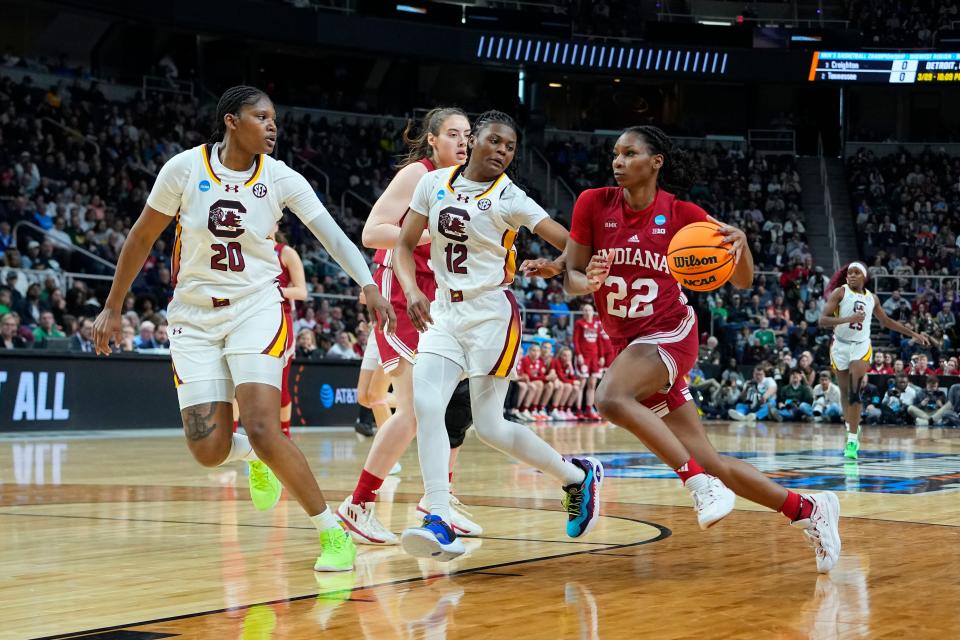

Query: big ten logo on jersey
11 442 69 485
0 371 70 422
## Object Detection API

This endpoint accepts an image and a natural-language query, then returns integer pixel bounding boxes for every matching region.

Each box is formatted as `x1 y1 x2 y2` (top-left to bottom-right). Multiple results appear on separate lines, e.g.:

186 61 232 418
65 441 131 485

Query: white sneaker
417 495 483 536
519 410 534 422
335 496 399 545
550 409 565 421
791 492 841 573
686 473 736 530
728 409 750 422
389 462 402 475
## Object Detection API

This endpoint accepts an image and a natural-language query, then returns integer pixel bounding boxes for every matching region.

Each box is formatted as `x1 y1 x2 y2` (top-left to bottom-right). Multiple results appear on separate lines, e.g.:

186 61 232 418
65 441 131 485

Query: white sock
847 429 859 444
220 433 258 465
310 507 340 532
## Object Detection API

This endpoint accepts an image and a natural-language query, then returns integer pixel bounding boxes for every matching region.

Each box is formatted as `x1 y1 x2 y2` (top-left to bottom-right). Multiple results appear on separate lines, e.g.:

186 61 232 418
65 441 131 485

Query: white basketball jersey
409 166 549 294
834 284 875 342
148 144 287 306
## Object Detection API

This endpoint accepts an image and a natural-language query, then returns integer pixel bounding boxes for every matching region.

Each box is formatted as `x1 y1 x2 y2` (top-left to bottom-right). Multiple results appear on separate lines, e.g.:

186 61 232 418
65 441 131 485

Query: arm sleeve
146 151 192 216
568 190 594 246
407 171 435 217
501 184 549 231
277 163 375 288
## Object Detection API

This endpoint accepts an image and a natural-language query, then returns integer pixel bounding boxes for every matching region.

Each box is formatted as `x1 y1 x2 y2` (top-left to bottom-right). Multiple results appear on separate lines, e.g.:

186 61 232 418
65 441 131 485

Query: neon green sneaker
248 460 282 511
843 439 859 460
315 525 357 572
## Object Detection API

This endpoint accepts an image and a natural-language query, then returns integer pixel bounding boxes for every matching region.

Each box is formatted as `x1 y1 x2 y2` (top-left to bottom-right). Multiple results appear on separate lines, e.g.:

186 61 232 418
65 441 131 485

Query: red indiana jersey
373 157 435 275
573 316 602 356
274 242 292 314
598 326 615 364
552 358 577 383
569 187 708 341
519 355 547 381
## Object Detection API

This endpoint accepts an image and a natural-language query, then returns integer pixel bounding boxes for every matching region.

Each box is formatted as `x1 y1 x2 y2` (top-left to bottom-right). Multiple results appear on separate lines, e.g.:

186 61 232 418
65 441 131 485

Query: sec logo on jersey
252 183 268 198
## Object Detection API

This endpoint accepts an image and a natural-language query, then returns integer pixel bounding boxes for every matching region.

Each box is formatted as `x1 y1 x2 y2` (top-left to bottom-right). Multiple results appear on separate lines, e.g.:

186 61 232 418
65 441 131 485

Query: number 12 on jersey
605 275 657 318
445 243 468 274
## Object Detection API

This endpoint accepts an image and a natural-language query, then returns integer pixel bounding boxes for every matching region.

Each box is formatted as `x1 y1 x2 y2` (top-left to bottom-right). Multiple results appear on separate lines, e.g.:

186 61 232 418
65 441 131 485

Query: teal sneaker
843 439 859 460
315 525 357 572
248 460 282 510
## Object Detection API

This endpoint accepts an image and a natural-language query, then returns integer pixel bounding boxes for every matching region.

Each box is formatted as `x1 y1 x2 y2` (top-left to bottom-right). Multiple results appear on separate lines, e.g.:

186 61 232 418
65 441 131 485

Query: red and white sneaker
685 473 736 529
336 496 398 545
417 495 483 536
791 492 841 573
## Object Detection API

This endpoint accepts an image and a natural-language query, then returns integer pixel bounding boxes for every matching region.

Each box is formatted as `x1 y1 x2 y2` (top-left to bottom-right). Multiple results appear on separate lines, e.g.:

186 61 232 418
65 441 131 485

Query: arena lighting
548 82 563 88
395 4 426 14
699 19 732 26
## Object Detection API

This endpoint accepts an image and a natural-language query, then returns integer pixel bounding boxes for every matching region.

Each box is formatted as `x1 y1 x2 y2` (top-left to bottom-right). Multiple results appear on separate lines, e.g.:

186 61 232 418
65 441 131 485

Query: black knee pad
849 388 861 405
445 379 473 448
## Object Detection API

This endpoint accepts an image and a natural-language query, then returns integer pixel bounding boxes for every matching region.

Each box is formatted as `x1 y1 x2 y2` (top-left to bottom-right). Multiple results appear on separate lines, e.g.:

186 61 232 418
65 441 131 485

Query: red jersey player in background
563 125 840 572
514 343 548 421
551 346 582 420
572 303 603 420
232 227 305 438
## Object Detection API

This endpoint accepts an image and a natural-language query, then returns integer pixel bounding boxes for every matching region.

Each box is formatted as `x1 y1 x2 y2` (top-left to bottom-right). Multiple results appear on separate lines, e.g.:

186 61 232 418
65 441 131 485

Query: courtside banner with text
0 353 360 431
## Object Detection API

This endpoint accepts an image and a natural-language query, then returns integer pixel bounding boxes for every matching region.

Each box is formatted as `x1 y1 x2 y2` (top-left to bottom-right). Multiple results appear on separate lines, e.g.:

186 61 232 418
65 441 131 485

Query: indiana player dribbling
563 125 841 572
394 110 603 561
92 86 395 573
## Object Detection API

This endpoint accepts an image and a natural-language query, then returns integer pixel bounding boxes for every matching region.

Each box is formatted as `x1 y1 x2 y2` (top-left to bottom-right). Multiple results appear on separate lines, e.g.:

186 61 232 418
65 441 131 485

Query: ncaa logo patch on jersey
477 198 492 211
198 180 211 192
654 214 667 225
436 189 446 201
252 183 268 198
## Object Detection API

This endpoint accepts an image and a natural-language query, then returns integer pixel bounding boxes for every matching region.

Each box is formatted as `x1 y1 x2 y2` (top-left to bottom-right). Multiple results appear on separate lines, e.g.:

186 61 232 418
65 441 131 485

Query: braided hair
397 107 468 168
209 85 268 144
622 125 699 192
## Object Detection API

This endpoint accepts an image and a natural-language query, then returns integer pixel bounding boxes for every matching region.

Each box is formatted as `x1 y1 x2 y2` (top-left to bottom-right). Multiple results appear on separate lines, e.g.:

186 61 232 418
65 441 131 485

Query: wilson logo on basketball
673 255 718 268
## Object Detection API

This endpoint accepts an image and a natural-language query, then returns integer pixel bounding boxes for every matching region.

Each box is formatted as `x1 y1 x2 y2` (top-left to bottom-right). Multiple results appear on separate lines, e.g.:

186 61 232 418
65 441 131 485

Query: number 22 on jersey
605 275 657 318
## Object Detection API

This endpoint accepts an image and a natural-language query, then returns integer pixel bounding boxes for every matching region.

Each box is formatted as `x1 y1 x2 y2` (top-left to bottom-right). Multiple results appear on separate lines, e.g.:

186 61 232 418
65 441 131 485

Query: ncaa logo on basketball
198 180 211 192
477 198 492 211
252 183 267 198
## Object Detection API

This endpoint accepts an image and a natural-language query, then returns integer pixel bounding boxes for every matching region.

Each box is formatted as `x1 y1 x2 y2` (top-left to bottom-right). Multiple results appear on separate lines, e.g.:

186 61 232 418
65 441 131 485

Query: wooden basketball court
2 420 959 639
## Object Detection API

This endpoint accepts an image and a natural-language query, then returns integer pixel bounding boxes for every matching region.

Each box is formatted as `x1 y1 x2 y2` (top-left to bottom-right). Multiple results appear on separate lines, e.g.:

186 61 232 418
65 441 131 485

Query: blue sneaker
400 514 465 562
563 457 604 538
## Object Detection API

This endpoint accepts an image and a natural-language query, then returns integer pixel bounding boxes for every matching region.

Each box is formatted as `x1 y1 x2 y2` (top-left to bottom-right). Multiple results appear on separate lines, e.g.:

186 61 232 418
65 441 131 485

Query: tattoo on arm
183 404 219 441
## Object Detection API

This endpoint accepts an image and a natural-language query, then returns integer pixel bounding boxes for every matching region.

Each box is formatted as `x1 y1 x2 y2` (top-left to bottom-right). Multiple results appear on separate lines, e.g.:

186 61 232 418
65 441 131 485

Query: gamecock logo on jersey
208 199 246 238
438 206 470 242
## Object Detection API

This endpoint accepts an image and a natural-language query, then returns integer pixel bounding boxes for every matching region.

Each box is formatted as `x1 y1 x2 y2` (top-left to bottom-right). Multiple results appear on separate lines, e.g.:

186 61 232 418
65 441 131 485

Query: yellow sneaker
315 525 357 572
247 461 282 511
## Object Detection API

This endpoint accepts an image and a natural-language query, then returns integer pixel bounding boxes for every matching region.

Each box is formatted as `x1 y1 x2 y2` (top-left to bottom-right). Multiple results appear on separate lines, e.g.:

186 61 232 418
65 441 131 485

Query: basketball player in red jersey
572 303 603 420
273 229 306 437
563 125 841 572
337 108 482 544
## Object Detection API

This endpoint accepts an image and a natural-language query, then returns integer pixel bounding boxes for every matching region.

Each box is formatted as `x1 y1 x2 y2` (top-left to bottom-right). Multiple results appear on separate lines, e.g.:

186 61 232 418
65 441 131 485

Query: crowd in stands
845 0 958 48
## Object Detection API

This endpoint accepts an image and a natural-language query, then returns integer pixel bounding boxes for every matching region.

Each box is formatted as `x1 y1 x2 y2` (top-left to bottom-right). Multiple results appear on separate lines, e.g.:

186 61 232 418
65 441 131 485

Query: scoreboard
808 51 960 84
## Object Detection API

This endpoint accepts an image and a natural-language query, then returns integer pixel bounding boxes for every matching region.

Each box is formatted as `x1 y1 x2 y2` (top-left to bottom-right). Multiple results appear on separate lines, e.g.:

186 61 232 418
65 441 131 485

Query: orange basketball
667 221 735 292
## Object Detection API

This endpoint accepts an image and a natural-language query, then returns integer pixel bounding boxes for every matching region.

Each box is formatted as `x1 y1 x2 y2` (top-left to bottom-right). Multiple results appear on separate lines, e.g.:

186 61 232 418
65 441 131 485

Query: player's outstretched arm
817 287 861 328
93 206 172 355
872 294 930 346
395 209 432 333
520 218 569 279
564 238 610 297
361 163 431 250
